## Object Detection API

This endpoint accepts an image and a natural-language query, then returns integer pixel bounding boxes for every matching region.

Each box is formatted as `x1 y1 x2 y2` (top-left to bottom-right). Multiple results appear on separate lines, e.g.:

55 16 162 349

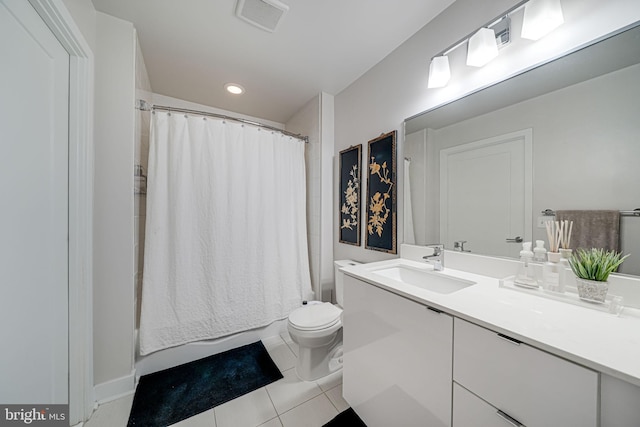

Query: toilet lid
289 302 342 330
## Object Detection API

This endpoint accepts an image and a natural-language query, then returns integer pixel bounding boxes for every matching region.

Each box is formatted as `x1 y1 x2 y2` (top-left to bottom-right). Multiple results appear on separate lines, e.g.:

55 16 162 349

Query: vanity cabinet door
601 374 640 426
453 383 526 427
453 318 598 427
343 275 453 427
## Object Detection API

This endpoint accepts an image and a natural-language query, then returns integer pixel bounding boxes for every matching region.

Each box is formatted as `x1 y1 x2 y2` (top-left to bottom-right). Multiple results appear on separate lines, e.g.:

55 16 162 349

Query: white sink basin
372 265 475 294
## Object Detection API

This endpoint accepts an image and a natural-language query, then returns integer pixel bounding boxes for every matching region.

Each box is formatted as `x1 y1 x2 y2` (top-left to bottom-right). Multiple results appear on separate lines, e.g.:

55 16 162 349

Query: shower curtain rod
136 99 309 143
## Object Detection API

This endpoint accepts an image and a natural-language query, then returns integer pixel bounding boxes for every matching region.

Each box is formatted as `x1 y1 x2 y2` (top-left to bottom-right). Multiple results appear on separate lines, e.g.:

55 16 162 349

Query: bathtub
135 319 288 377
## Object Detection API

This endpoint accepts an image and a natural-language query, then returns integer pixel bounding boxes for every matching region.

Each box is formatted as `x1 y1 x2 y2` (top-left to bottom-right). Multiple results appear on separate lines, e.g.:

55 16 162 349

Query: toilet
287 260 360 381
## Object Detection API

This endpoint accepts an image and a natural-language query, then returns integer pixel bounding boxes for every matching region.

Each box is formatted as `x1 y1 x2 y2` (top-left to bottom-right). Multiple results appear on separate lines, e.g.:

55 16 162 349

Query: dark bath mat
127 341 282 426
323 407 367 427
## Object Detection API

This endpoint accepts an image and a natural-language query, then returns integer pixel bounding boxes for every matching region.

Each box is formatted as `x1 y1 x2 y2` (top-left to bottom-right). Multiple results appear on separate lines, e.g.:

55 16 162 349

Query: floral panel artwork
366 131 396 254
339 145 362 245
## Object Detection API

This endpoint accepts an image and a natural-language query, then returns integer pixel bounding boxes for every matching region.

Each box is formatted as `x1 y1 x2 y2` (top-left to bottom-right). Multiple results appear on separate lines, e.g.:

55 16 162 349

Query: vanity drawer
453 383 526 427
453 318 598 427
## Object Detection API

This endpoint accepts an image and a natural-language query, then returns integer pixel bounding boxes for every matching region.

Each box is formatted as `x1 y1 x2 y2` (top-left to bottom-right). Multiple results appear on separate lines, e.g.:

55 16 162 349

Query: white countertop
343 258 640 387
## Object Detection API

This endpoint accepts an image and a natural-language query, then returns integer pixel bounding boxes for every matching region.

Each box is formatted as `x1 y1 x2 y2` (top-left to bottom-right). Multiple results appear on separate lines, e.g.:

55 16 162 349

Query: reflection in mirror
404 22 640 276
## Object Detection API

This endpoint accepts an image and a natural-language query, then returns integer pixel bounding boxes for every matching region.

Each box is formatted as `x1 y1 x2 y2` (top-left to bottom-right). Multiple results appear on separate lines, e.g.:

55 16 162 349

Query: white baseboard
94 370 136 404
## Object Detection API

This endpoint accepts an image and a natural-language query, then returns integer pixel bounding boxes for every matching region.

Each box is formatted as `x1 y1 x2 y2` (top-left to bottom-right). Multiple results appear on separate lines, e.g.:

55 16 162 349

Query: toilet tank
334 260 361 307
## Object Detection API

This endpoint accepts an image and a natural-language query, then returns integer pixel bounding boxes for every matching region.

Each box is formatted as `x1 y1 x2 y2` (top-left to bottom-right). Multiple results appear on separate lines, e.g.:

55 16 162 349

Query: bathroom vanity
341 254 640 427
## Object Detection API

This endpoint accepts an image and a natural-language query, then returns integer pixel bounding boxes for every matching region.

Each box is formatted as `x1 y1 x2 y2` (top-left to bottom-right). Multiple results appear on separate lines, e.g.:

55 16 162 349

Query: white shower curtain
139 111 312 355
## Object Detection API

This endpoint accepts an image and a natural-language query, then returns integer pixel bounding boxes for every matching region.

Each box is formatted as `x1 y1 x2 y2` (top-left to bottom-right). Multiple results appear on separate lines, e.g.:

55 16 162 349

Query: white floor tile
280 331 298 356
279 394 338 427
266 368 323 415
258 417 283 427
279 331 292 342
262 336 297 372
169 409 216 427
325 384 349 413
85 394 134 427
315 370 342 392
214 387 277 427
262 335 286 350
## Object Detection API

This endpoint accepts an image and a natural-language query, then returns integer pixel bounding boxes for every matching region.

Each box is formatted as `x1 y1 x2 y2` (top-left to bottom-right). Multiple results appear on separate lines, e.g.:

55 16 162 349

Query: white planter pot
575 278 609 303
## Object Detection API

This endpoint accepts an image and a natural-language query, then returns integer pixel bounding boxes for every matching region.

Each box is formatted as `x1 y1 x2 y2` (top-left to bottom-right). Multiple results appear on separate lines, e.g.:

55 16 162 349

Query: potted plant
568 248 630 303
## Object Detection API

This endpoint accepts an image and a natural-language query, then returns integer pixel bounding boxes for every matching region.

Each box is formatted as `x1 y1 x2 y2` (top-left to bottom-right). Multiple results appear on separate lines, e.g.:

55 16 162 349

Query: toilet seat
288 302 342 331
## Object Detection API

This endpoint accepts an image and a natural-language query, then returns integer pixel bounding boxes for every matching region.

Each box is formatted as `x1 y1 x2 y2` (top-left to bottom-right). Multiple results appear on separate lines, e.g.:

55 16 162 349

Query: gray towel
555 210 620 252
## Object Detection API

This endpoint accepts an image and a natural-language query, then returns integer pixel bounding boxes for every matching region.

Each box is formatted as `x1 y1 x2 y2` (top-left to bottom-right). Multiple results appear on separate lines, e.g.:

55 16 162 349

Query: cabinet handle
496 410 524 427
497 333 522 345
427 306 443 314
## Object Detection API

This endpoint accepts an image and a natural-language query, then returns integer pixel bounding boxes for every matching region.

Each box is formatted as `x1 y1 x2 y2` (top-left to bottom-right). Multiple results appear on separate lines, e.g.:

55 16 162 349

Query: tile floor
85 332 349 427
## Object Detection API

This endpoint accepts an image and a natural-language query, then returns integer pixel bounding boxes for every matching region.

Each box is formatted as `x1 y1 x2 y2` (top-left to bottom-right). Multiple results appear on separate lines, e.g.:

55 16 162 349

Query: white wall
334 0 519 264
334 0 640 263
61 0 96 51
58 0 141 403
93 11 136 393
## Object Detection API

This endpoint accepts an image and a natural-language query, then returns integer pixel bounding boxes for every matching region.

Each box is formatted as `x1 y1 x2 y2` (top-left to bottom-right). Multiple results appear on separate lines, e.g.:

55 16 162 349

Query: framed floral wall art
365 131 397 254
339 145 362 245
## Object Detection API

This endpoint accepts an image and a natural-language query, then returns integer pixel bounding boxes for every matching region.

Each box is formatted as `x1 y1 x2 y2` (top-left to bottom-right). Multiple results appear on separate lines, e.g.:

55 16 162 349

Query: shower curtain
403 158 416 244
139 111 312 355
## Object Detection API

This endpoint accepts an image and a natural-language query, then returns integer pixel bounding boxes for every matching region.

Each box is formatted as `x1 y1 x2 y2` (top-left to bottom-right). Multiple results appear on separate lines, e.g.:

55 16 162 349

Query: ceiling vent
235 0 289 33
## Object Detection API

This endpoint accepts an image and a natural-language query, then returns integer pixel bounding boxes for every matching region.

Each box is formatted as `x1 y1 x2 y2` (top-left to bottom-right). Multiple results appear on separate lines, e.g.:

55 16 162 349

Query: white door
440 130 532 258
0 0 69 404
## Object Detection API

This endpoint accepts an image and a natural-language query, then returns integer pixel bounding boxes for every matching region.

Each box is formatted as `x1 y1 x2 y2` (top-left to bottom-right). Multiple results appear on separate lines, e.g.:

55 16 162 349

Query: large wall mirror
404 22 640 276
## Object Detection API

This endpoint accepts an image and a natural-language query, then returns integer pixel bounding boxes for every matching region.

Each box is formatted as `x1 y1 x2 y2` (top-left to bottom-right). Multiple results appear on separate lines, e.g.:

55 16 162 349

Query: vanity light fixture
427 56 451 88
466 27 500 67
521 0 564 41
427 15 510 87
224 83 245 95
427 0 560 88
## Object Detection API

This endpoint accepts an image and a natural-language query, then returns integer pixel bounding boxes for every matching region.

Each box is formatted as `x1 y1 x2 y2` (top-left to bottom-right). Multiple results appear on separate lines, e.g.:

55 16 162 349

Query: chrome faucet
453 240 470 252
423 244 444 271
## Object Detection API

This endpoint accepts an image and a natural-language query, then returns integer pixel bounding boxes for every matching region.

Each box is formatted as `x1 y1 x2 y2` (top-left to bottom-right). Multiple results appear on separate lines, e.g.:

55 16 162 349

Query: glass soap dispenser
533 240 547 262
543 251 563 293
514 242 538 288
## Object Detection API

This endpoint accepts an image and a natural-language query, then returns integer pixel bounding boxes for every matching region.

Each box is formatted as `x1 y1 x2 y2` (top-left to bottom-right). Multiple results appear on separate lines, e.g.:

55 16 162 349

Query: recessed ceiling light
224 83 245 95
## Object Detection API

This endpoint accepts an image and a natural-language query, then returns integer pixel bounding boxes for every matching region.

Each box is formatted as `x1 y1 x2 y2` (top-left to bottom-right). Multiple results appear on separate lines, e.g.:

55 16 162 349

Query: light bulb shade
427 56 451 88
466 28 499 67
521 0 564 41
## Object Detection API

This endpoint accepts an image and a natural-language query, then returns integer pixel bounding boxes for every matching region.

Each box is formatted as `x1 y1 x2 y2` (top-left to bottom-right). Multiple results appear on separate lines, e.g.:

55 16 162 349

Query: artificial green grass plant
568 248 630 282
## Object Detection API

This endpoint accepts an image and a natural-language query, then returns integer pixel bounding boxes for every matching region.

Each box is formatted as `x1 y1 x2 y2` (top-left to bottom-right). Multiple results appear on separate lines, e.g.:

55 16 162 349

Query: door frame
28 0 94 423
440 129 533 253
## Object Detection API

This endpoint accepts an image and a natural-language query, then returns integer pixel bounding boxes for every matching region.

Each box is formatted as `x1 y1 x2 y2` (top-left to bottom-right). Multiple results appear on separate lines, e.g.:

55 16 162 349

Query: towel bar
541 208 640 217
